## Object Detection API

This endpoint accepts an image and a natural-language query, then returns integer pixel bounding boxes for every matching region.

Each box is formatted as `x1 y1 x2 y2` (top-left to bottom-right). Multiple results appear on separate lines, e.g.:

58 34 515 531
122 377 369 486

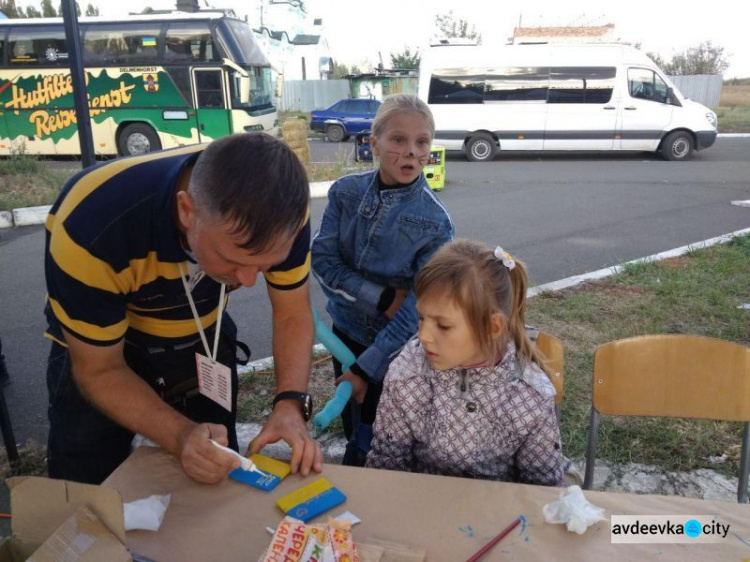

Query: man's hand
336 370 368 404
384 288 409 320
247 400 323 476
177 422 241 484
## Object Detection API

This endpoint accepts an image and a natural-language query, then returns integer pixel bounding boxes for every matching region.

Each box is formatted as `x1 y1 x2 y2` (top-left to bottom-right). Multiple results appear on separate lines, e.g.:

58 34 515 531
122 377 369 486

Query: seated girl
366 239 565 486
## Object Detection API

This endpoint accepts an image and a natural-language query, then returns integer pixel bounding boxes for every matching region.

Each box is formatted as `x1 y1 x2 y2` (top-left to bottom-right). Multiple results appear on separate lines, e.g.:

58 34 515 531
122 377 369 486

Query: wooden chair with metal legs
536 331 564 425
583 334 750 503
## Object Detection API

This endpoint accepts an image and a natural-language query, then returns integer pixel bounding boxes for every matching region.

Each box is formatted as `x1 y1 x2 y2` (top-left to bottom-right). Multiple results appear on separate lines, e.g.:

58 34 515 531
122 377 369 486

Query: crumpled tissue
124 494 171 532
542 485 606 535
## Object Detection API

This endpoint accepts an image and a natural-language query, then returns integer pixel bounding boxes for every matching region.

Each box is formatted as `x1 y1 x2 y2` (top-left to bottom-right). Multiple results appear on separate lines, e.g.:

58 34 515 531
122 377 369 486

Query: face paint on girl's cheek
385 150 401 164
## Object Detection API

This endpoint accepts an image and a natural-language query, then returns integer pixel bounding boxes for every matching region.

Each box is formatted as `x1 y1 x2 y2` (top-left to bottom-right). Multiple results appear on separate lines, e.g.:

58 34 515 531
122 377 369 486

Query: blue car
310 98 381 142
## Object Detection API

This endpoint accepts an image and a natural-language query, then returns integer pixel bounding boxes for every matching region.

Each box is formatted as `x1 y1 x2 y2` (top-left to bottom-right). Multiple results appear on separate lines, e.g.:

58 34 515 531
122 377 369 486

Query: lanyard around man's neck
178 262 226 362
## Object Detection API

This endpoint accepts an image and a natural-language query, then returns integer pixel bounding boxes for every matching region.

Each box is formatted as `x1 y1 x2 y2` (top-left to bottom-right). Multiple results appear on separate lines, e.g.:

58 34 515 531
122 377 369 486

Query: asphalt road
1 137 749 447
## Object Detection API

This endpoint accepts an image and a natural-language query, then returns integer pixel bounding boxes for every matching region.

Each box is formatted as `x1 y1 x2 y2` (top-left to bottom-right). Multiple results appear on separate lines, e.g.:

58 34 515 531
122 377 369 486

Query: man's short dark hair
189 133 309 253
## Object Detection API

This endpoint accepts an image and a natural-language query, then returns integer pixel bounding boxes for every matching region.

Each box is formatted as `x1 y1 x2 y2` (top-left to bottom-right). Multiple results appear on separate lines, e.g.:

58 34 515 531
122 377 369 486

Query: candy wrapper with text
259 516 359 562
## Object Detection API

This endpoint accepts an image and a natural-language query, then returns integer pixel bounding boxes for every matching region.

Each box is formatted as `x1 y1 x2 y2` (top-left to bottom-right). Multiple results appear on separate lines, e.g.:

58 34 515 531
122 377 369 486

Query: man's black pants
47 322 240 485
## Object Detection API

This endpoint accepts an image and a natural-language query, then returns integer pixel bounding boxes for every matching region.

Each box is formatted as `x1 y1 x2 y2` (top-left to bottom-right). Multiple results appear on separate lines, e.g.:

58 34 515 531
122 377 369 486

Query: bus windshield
225 19 270 66
229 66 273 110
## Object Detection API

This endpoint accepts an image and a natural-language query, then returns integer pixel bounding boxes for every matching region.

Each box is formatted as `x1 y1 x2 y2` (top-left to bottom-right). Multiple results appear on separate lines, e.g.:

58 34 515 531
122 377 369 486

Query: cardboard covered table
104 446 750 561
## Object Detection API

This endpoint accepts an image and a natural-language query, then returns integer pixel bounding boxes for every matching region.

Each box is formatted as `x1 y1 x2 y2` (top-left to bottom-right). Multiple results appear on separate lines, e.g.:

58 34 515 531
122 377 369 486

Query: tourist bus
0 12 277 156
419 43 717 162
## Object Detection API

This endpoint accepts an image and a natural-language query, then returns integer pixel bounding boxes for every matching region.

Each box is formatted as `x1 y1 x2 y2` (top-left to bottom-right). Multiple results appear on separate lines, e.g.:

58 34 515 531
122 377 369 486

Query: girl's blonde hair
415 239 548 373
371 94 435 140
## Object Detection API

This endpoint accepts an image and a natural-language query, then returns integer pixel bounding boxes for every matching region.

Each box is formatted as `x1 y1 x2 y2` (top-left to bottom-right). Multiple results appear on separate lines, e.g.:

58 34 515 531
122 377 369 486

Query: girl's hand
335 370 368 404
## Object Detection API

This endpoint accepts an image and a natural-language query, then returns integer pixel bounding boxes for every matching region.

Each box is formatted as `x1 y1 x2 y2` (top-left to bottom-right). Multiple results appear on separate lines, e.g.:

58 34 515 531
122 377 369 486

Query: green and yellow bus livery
0 12 277 156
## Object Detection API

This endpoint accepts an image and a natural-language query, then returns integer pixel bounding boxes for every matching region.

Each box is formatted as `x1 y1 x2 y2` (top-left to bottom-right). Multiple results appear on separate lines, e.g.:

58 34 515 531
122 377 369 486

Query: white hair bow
494 246 516 270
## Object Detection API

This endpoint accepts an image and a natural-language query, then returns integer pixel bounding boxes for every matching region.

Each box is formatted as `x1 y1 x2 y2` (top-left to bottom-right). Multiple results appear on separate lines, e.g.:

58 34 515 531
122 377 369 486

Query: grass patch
720 85 750 107
237 351 345 438
715 106 750 133
527 234 750 476
0 147 74 211
307 159 373 182
715 85 750 133
0 440 48 478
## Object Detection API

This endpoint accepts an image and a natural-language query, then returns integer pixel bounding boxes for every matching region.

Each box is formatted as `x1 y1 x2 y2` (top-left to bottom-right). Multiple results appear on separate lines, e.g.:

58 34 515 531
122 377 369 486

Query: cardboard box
0 476 130 562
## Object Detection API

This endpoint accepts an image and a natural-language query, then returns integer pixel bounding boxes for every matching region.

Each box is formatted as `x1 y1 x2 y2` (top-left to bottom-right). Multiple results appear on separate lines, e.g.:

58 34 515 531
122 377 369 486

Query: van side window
548 67 616 104
484 67 549 102
628 68 669 104
429 68 484 104
9 26 68 66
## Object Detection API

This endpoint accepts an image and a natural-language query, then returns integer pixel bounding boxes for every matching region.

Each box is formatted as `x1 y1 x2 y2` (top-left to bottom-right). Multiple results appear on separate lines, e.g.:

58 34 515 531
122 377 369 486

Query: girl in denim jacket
311 94 454 464
366 240 566 486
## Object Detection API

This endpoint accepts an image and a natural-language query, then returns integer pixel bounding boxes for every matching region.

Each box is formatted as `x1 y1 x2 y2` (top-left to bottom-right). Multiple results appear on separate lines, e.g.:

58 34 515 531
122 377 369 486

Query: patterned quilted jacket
366 338 565 486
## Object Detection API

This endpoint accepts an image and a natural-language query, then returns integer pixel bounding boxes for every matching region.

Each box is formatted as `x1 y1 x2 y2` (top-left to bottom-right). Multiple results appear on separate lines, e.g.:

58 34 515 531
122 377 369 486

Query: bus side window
82 24 161 65
9 27 67 66
165 23 215 62
84 28 128 65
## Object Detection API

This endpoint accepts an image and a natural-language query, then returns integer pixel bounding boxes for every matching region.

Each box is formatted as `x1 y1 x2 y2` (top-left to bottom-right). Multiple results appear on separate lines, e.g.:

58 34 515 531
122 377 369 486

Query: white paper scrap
334 511 362 526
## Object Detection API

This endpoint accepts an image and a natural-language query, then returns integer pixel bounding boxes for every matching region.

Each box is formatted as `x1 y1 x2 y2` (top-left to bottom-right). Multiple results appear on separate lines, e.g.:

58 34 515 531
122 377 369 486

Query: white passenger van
418 43 718 161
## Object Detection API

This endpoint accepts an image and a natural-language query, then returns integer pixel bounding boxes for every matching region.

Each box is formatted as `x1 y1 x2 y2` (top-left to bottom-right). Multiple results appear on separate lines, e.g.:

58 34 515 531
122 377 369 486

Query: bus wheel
660 131 694 161
118 123 162 156
325 124 345 142
466 133 496 162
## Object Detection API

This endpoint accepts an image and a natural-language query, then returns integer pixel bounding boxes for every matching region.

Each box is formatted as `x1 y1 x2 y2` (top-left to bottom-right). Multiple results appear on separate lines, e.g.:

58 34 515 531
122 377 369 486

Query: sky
16 0 750 78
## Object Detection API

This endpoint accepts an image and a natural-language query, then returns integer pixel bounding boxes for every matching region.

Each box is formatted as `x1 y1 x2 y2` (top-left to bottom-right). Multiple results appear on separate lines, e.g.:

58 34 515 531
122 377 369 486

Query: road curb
245 226 750 372
0 181 336 229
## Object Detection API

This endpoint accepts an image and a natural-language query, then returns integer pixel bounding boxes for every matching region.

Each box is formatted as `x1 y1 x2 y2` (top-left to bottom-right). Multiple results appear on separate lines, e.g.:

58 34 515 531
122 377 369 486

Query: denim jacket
311 169 454 382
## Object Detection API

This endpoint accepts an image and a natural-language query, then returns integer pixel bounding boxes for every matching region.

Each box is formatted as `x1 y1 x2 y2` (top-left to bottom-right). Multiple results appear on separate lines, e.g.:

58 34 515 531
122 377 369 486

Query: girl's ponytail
504 257 549 375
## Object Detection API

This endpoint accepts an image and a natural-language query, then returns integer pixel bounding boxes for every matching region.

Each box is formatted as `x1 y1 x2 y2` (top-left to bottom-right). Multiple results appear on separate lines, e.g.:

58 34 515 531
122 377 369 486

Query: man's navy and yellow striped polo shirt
44 144 310 348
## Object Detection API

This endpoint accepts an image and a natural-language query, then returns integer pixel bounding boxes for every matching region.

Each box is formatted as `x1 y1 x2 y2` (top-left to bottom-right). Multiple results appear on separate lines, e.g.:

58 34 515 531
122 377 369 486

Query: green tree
652 41 730 75
40 0 57 16
331 60 351 79
57 2 82 17
390 47 420 70
647 51 667 69
435 10 482 44
0 0 93 19
0 1 23 17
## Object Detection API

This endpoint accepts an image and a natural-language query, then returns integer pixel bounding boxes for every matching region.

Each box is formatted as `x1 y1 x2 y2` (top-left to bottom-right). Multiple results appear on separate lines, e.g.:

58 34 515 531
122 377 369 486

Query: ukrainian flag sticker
276 477 346 523
229 454 290 492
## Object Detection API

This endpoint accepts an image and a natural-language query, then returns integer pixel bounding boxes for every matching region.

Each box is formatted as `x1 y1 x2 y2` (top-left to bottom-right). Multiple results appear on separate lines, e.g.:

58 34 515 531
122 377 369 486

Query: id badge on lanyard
179 263 232 412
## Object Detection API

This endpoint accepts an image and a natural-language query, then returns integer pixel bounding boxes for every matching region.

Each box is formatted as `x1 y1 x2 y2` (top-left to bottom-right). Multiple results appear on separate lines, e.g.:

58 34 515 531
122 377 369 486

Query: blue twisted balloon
312 309 356 430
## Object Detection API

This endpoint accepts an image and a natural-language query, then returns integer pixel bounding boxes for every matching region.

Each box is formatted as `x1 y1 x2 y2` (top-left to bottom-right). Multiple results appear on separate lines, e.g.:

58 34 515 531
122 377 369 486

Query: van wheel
660 131 694 161
326 124 345 142
118 123 161 156
466 133 496 162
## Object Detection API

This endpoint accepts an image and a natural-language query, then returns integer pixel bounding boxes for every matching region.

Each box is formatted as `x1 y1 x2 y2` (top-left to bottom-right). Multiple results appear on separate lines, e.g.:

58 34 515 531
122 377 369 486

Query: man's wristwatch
272 391 313 422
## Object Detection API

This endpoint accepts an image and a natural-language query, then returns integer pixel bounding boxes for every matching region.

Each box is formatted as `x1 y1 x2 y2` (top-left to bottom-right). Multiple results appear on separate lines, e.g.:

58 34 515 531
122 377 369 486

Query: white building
248 0 332 81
